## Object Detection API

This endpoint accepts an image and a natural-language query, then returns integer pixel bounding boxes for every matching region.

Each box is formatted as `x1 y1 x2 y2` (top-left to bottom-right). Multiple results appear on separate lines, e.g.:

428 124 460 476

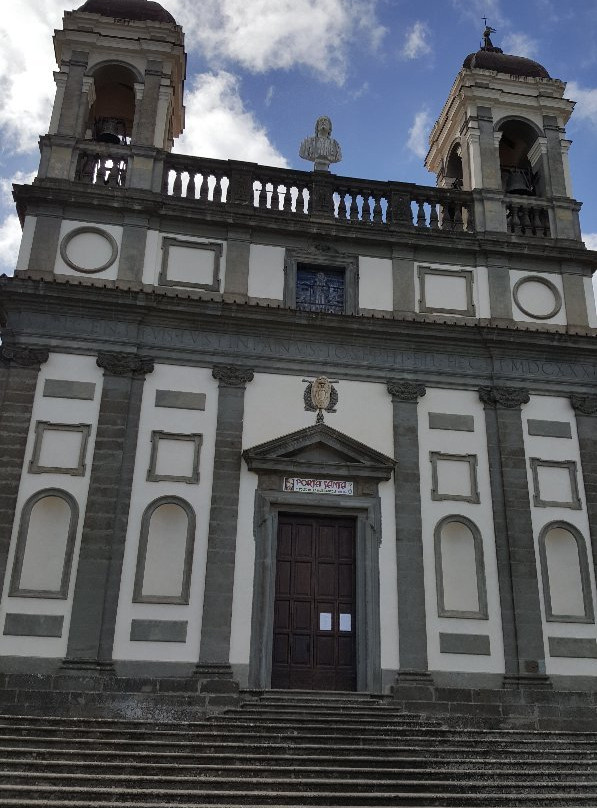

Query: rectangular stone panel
155 390 206 411
43 379 96 400
3 613 64 637
129 619 188 643
548 636 597 658
527 419 572 439
439 632 491 655
429 412 474 432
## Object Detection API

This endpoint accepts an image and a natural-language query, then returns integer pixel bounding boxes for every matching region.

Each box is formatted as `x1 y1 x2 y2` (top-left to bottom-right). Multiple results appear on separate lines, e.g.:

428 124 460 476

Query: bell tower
39 0 185 189
426 27 579 239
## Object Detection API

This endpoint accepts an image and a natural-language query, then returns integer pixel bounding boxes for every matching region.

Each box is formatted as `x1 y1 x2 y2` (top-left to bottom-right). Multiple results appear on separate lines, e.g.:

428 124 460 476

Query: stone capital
570 394 597 416
0 345 49 369
97 352 154 377
478 386 530 409
387 380 426 402
212 364 254 388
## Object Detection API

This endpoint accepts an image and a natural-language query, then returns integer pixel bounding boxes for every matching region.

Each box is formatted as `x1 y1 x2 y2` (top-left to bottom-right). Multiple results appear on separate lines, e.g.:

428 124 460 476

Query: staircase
0 689 595 806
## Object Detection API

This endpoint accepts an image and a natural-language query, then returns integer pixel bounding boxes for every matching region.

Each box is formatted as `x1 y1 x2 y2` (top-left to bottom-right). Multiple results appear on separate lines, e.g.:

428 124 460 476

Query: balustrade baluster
255 183 265 208
453 204 464 232
539 208 550 237
172 169 182 197
464 202 474 232
416 201 427 227
429 201 439 229
186 172 196 199
283 185 292 213
337 191 347 220
349 194 358 222
362 196 372 222
519 205 531 234
199 174 209 202
372 196 382 223
270 185 280 210
441 204 453 231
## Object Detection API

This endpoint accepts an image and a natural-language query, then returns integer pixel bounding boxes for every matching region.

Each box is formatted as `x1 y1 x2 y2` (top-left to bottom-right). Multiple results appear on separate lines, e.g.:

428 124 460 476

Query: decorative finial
303 376 339 424
299 116 342 172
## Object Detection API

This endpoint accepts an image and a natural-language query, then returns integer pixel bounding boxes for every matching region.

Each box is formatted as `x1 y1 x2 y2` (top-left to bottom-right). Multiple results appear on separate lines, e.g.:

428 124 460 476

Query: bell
95 117 126 145
505 168 532 195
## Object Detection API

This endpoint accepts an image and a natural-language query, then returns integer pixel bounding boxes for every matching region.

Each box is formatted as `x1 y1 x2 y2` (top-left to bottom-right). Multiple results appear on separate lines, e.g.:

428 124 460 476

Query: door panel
272 514 356 691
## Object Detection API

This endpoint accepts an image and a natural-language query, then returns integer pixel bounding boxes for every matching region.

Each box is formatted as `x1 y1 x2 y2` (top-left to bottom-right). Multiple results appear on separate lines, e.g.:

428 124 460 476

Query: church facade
1 0 597 714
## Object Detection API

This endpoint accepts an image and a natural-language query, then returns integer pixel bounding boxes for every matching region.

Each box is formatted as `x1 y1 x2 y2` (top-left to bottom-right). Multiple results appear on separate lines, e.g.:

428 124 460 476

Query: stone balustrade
75 143 129 188
505 198 551 237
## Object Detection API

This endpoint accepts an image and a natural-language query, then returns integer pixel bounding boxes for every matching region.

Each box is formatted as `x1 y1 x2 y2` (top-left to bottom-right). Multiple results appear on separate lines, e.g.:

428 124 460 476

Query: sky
1 0 597 274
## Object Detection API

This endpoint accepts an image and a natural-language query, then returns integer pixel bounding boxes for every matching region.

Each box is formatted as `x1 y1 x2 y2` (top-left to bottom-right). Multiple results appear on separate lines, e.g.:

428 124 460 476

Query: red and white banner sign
283 477 354 495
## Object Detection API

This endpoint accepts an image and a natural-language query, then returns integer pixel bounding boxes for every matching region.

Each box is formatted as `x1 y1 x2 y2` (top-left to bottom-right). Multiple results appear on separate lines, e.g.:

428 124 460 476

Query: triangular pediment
243 423 395 481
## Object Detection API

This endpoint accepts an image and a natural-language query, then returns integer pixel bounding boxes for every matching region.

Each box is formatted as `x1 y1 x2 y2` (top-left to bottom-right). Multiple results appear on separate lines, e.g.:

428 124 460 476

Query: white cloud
406 108 431 159
450 0 505 27
502 32 538 58
0 214 22 275
400 22 431 60
0 170 37 207
566 82 597 127
175 72 288 166
165 0 386 85
583 233 597 250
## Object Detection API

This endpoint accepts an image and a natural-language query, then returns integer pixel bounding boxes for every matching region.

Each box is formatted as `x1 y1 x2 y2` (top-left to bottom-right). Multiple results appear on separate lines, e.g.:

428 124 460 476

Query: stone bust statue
299 116 342 172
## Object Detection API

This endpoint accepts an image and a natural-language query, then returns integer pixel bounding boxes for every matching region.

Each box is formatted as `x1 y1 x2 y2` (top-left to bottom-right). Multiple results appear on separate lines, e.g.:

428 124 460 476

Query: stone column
197 365 254 676
387 380 430 682
0 346 49 601
570 395 597 577
56 51 89 137
479 386 548 682
64 352 154 671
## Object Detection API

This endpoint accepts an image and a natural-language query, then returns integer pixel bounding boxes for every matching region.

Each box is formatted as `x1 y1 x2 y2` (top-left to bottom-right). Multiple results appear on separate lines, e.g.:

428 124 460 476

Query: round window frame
60 226 119 274
512 274 562 321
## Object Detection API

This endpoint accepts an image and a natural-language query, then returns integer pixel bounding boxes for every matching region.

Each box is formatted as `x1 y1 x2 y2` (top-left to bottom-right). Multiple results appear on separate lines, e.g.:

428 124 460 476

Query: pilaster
387 379 430 682
570 395 597 579
63 352 154 671
479 386 548 684
196 365 254 676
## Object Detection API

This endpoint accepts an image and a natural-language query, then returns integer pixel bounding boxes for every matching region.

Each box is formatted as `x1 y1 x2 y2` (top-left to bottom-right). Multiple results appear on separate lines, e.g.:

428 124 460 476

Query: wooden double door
272 514 356 691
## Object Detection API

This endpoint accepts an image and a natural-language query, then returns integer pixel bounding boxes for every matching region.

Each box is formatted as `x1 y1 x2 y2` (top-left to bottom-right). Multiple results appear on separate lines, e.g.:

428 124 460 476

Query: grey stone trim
430 452 480 504
439 632 491 656
28 421 91 477
118 220 148 283
159 237 222 290
571 395 597 416
392 247 415 314
573 408 597 613
530 458 582 510
562 272 589 328
418 266 475 316
146 431 202 484
387 380 426 402
284 248 359 315
97 352 154 377
43 379 96 401
133 496 196 604
434 515 488 619
538 521 594 624
3 613 64 638
429 412 474 432
0 346 50 370
60 227 119 274
548 636 597 659
155 390 206 411
480 396 546 676
249 490 382 693
512 275 562 320
390 391 428 674
130 619 188 643
479 386 530 409
527 419 572 439
224 228 250 299
28 214 63 276
486 260 513 321
198 367 254 667
65 369 150 669
9 489 79 599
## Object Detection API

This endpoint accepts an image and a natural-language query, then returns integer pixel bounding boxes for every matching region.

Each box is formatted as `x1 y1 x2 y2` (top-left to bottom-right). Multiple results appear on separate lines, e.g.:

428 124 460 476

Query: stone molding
96 352 154 377
478 386 530 408
570 394 597 416
0 345 49 369
212 365 254 387
386 380 426 401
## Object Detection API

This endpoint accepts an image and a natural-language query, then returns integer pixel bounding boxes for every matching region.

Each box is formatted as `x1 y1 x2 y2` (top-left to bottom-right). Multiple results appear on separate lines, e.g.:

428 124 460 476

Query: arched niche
496 117 544 197
88 62 140 144
539 522 594 623
434 515 488 619
133 496 196 604
10 489 79 598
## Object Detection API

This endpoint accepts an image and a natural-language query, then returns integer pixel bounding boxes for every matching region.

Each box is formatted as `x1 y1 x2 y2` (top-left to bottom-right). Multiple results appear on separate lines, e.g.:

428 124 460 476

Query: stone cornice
570 395 597 416
212 365 254 387
479 386 530 408
97 352 154 377
0 345 49 369
387 380 426 401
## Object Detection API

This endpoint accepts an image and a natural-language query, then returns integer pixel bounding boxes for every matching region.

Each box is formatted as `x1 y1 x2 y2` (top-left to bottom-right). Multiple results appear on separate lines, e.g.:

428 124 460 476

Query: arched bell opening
88 64 138 145
497 119 543 197
443 142 464 190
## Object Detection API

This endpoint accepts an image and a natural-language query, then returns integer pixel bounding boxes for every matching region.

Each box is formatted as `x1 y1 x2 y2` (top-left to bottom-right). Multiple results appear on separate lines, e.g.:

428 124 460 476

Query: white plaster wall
521 395 597 676
358 257 393 312
418 388 505 673
583 277 597 329
112 364 218 662
414 262 491 319
230 375 398 672
54 220 123 280
0 353 102 657
15 216 36 273
248 244 285 300
510 270 567 325
143 231 227 290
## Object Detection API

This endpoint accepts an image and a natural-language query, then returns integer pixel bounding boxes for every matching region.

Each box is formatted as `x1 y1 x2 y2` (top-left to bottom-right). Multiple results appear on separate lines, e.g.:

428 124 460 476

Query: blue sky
1 0 597 273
